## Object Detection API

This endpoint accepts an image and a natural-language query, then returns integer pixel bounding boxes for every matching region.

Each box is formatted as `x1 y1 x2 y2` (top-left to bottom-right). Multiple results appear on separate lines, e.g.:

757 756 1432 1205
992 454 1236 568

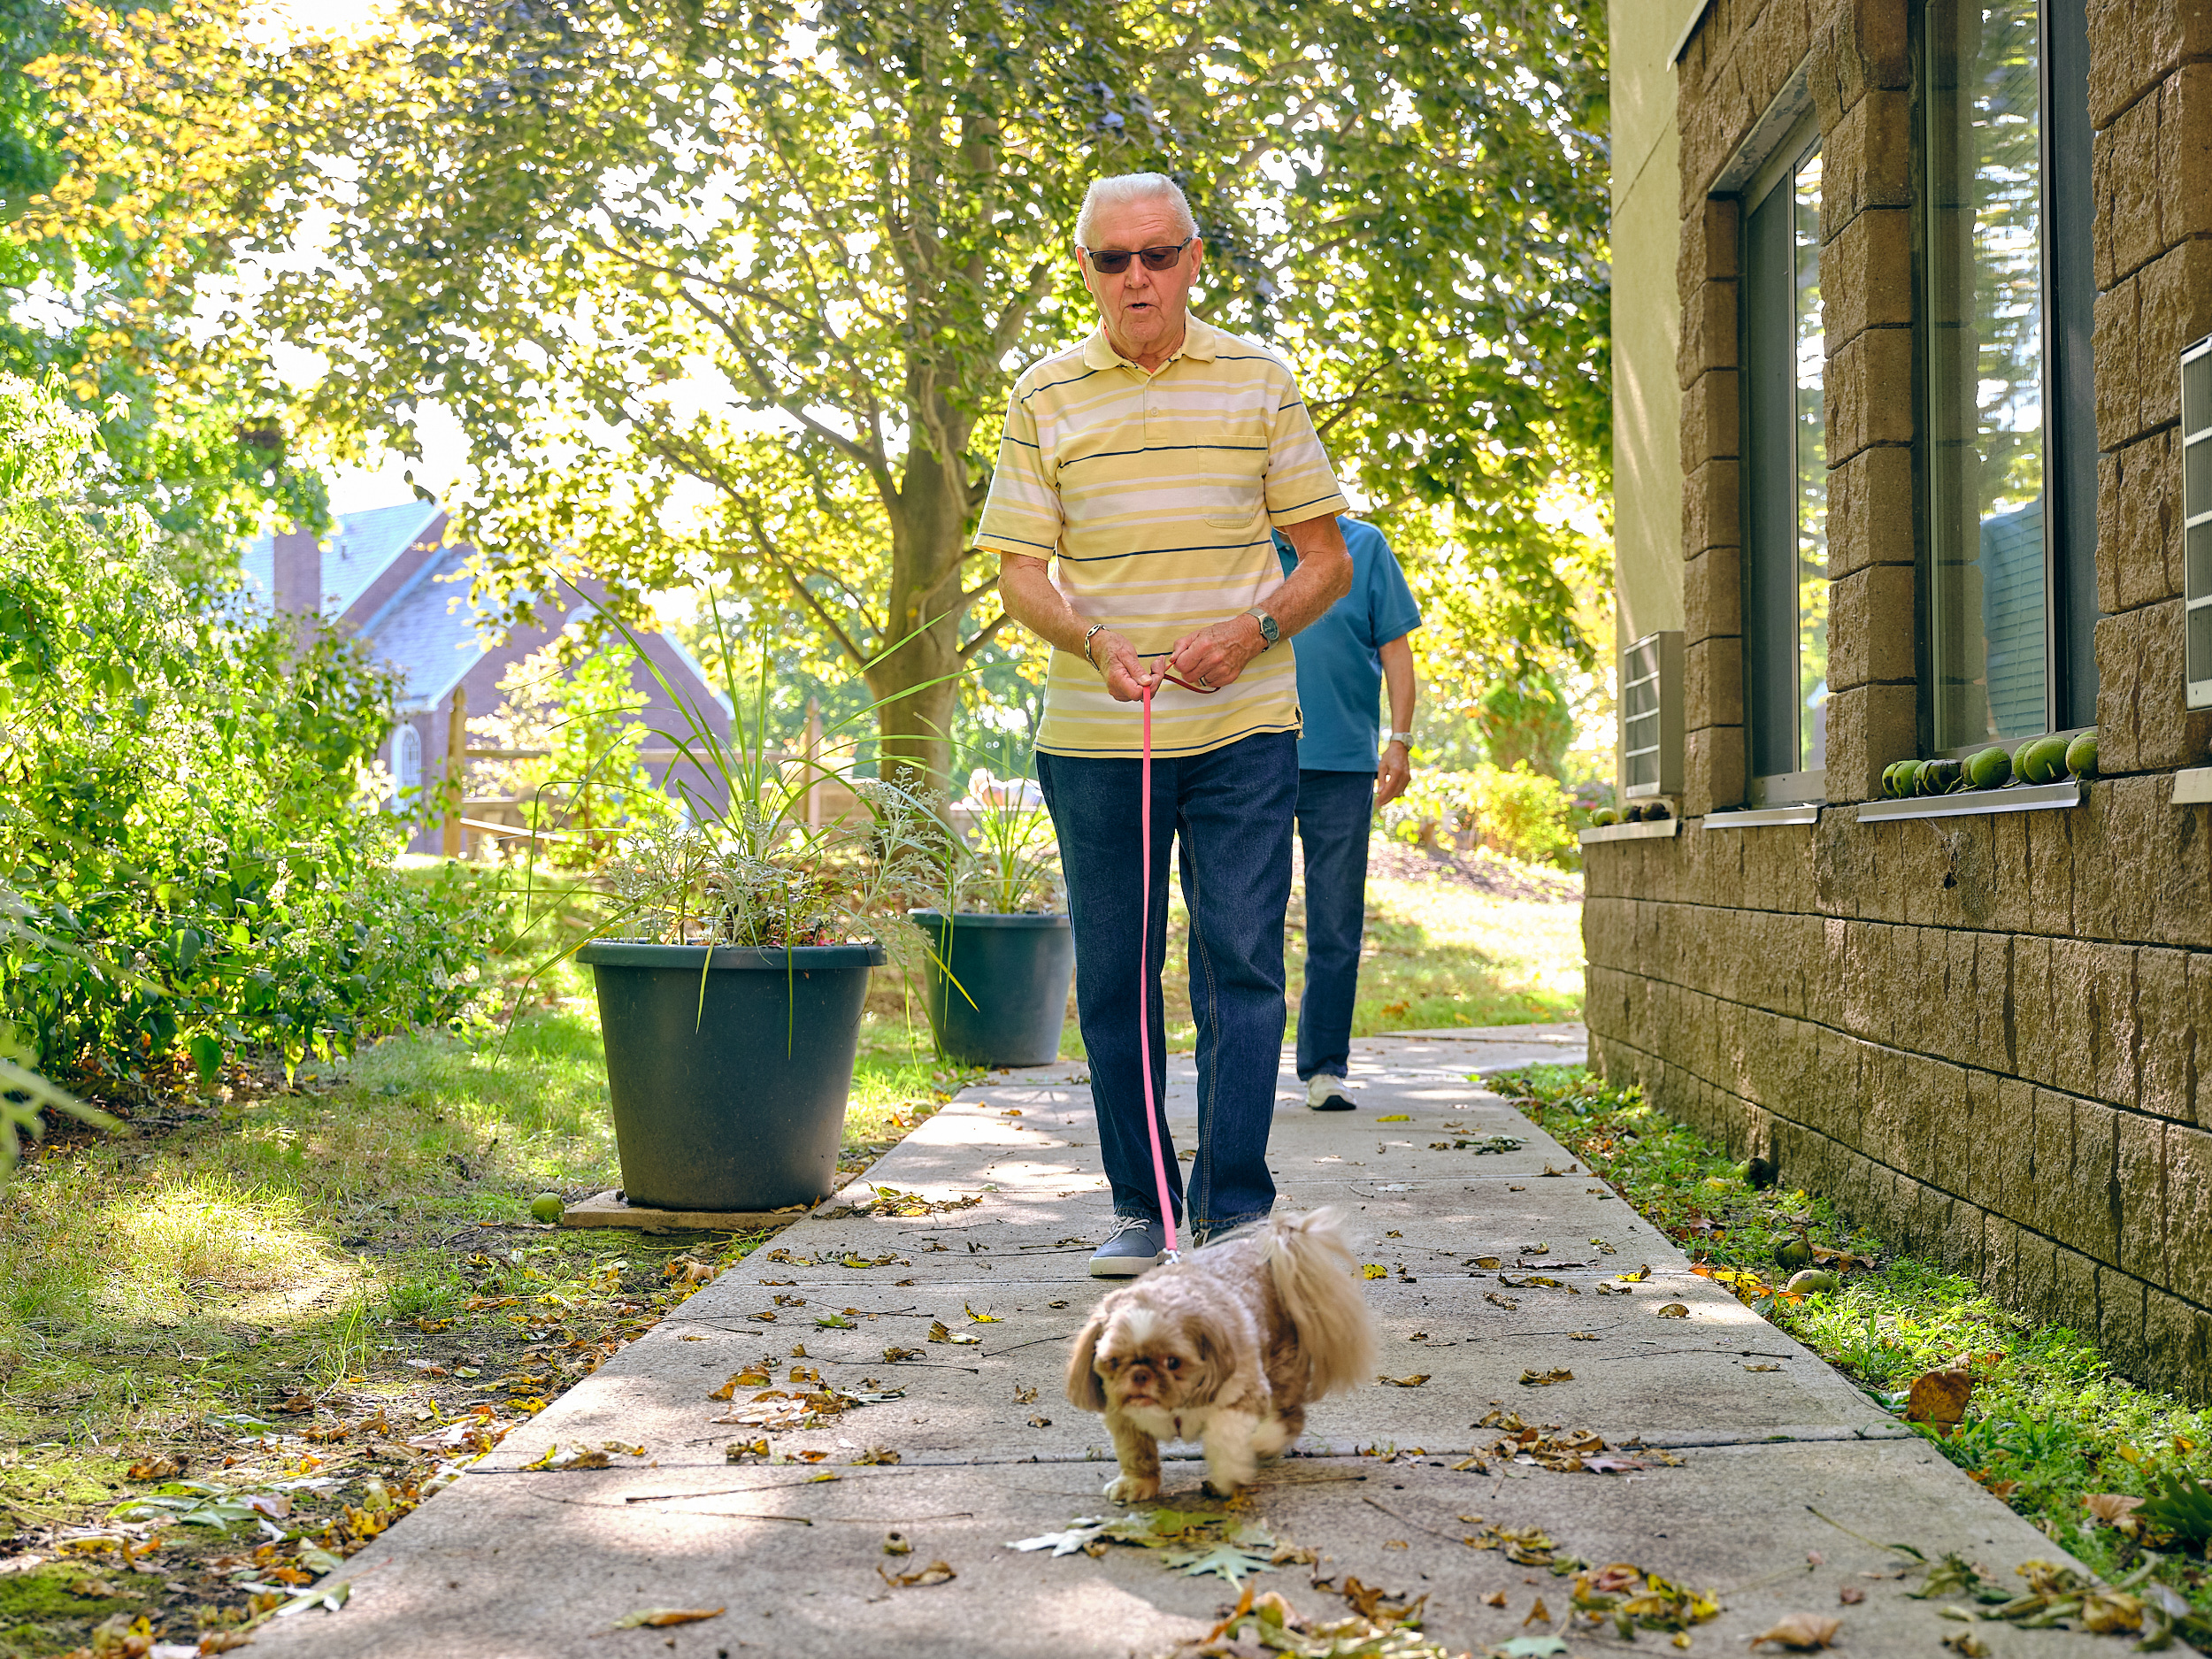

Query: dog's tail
1261 1207 1374 1399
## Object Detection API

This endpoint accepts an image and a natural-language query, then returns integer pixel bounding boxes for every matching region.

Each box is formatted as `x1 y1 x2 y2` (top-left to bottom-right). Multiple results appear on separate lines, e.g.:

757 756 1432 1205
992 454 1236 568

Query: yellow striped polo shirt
974 315 1351 758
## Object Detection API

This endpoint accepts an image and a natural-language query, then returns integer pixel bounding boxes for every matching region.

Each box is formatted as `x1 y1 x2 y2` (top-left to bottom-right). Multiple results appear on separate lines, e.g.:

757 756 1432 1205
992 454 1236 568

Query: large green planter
912 910 1075 1067
576 939 885 1211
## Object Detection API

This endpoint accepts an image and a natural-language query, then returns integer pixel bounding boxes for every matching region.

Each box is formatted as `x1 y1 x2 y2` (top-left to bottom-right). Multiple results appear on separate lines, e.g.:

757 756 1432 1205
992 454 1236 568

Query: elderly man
978 172 1354 1277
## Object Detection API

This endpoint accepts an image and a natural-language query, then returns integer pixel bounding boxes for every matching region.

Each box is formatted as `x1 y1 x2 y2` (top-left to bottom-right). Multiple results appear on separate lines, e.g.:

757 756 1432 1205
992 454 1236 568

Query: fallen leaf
1470 1255 1502 1269
1377 1114 1410 1122
1361 1263 1388 1279
1655 1302 1689 1318
1940 1633 1990 1657
1524 1594 1552 1625
612 1608 723 1629
1452 1455 1488 1473
280 1393 315 1412
1509 1184 1525 1192
2084 1492 2145 1525
1027 1415 1051 1428
879 1559 956 1588
1518 1369 1573 1386
964 1303 1002 1323
1378 1374 1432 1388
1483 1590 1507 1608
815 1314 856 1328
1046 1298 1069 1309
1748 1612 1841 1650
709 1370 770 1400
883 1531 912 1555
127 1455 183 1480
1568 1332 1599 1341
1745 1363 1782 1372
724 1438 766 1462
1485 1292 1520 1310
1839 1585 1864 1604
1905 1365 1974 1427
1617 1265 1651 1282
928 1320 981 1346
883 1347 921 1362
1539 1164 1567 1178
850 1446 900 1465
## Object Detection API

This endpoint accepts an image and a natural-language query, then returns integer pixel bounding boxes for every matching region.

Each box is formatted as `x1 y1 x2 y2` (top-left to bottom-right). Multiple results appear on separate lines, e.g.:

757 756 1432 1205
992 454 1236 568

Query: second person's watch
1244 605 1279 649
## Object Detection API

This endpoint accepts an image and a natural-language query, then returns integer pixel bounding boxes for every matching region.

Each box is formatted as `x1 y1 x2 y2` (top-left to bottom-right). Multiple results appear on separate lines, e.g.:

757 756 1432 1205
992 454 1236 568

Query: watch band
1244 605 1279 649
1386 731 1415 745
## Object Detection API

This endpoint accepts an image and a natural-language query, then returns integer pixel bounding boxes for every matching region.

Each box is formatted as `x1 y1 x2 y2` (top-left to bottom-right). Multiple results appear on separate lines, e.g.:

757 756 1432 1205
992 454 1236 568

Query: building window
1740 117 1828 801
1922 0 2097 749
391 722 423 810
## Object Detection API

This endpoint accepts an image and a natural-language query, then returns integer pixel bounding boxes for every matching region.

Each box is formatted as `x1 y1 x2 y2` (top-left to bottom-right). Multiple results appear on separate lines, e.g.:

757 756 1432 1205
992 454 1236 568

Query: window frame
1914 0 2099 758
1735 109 1829 809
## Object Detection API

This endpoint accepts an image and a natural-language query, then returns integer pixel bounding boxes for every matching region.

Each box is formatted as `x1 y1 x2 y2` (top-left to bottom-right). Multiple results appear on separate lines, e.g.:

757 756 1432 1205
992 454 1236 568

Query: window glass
391 723 423 810
1742 130 1826 787
1925 0 2047 748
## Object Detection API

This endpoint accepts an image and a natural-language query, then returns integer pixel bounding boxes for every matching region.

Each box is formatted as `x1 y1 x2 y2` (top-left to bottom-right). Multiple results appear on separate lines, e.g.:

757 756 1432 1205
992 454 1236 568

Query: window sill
1701 804 1821 829
1855 780 2082 822
1579 818 1681 846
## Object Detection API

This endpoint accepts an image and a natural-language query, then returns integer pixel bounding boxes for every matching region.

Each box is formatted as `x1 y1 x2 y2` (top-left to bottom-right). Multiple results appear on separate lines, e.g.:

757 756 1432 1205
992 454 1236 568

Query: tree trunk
867 410 975 795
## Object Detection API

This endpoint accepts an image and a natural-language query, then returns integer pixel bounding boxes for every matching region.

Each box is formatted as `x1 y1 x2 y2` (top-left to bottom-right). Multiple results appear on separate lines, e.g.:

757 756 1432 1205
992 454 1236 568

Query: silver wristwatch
1244 605 1279 649
1386 731 1415 746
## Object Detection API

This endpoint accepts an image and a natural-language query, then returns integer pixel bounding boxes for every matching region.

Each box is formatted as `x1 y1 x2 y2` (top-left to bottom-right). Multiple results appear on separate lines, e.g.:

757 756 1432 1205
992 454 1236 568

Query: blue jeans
1035 732 1297 1233
1294 769 1375 1081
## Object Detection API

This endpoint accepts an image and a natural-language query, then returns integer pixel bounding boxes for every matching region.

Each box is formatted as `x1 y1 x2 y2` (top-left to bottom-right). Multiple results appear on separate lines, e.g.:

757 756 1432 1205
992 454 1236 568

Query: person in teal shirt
1273 515 1422 1110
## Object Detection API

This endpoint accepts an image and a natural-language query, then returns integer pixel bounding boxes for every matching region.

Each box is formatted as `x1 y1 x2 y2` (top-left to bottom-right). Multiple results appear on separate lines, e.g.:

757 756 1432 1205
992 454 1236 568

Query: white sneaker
1305 1075 1355 1112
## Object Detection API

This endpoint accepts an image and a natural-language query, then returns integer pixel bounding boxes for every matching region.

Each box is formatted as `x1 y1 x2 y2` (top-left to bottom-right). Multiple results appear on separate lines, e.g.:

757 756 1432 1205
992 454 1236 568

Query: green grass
0 951 977 1658
1499 1063 2212 1623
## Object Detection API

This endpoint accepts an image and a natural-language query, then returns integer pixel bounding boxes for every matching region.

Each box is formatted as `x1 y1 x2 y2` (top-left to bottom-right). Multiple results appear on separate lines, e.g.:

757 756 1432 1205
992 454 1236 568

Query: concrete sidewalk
260 1025 2110 1657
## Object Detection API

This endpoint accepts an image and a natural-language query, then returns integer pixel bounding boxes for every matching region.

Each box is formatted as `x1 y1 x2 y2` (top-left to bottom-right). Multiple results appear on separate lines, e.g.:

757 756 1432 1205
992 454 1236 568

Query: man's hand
1166 615 1264 692
1376 741 1411 806
1090 627 1163 703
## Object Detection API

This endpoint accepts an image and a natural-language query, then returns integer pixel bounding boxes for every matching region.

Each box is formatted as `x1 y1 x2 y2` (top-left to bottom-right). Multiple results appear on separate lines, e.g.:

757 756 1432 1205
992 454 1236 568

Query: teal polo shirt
1274 516 1423 773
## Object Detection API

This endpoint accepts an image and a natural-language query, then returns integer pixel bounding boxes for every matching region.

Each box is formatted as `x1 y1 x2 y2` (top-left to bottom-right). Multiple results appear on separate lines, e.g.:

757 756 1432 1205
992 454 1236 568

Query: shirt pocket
1199 411 1271 531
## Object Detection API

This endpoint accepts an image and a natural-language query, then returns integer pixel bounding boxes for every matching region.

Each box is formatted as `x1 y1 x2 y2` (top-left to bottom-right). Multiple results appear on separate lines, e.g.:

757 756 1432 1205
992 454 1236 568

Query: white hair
1075 173 1196 247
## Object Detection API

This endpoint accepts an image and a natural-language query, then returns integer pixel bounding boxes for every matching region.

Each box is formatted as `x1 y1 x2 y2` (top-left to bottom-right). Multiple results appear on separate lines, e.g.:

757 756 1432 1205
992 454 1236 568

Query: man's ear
1065 1311 1109 1413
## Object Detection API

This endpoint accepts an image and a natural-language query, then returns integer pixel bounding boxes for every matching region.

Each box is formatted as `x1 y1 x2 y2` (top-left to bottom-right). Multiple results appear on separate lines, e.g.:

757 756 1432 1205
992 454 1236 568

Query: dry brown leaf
1838 1585 1864 1605
878 1559 956 1588
883 1531 912 1555
1940 1633 1990 1657
1745 1363 1782 1372
1655 1302 1689 1318
1518 1369 1573 1386
279 1392 315 1412
1905 1365 1974 1427
1568 1332 1599 1341
1523 1594 1552 1625
2084 1492 2145 1525
1748 1612 1841 1650
1482 1591 1507 1608
126 1455 183 1481
613 1607 724 1629
1379 1374 1432 1388
1485 1292 1519 1310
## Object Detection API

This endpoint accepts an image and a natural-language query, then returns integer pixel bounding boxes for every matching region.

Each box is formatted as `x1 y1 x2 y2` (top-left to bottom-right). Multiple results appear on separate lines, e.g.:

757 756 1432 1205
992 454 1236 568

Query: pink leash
1136 670 1215 1263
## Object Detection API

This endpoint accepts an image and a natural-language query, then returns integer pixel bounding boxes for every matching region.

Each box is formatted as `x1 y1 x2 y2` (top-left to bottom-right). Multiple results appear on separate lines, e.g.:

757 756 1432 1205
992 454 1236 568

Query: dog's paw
1202 1476 1245 1500
1102 1474 1159 1503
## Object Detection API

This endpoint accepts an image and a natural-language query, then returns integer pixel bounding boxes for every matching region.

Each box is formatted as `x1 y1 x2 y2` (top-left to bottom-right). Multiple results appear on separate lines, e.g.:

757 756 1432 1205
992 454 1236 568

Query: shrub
1380 763 1581 869
0 376 495 1100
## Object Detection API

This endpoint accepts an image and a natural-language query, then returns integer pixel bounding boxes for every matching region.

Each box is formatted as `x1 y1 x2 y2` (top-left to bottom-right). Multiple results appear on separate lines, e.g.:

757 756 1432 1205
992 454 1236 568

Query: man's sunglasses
1082 237 1194 275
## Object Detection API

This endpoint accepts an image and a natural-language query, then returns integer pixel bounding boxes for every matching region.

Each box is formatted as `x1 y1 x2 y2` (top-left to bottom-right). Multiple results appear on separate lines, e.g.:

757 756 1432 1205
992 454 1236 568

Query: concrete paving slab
257 1025 2107 1657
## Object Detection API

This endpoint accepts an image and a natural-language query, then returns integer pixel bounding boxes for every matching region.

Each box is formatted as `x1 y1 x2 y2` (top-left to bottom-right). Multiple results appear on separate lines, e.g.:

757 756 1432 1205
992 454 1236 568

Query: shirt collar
1080 312 1220 373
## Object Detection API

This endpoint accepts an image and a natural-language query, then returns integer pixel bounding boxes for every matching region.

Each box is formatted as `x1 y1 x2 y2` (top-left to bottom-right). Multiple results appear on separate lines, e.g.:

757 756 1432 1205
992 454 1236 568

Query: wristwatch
1386 731 1415 746
1244 605 1279 649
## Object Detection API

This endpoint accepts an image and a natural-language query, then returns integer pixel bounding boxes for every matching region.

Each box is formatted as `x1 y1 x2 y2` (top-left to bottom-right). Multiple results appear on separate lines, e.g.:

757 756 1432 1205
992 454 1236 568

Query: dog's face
1082 1302 1220 1414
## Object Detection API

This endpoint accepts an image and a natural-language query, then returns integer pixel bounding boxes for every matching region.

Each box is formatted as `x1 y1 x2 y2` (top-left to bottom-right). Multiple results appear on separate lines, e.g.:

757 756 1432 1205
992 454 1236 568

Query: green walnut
1883 760 1916 798
1591 807 1620 827
1920 757 1962 795
530 1192 564 1224
1967 746 2012 789
1785 1268 1842 1295
1772 1233 1816 1272
2066 728 2099 779
2017 734 2070 785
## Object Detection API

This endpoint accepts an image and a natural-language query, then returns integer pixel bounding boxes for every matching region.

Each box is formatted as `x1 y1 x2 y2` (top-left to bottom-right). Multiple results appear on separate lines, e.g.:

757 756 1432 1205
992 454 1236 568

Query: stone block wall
1592 0 2212 1399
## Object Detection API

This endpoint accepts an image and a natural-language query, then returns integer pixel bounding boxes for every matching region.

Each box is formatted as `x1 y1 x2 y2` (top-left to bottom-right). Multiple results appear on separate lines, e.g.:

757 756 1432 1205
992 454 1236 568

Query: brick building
1593 0 2212 1395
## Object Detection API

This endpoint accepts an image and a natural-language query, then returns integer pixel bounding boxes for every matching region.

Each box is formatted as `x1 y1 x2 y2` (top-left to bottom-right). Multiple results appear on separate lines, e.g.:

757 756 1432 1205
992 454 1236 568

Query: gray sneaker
1088 1216 1166 1278
1305 1074 1355 1111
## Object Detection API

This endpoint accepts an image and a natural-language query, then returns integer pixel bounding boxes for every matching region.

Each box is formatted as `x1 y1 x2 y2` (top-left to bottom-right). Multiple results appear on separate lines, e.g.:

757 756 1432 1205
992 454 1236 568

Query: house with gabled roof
242 501 733 855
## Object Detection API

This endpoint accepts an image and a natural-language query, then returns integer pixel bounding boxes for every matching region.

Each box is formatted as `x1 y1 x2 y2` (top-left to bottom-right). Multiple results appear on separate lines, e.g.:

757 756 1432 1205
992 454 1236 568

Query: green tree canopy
41 0 1610 782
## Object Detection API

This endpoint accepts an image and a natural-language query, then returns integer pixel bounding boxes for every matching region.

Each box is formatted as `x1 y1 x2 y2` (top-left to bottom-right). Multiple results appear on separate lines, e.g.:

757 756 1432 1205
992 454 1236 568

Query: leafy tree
5 0 331 556
41 0 1610 785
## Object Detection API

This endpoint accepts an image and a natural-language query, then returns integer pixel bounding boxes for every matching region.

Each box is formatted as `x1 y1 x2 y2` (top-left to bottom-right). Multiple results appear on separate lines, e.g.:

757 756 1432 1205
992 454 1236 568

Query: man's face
1079 196 1204 361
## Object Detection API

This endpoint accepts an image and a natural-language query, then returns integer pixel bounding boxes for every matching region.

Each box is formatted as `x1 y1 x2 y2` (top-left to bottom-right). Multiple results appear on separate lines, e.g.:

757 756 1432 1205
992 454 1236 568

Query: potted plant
909 744 1073 1068
534 598 945 1215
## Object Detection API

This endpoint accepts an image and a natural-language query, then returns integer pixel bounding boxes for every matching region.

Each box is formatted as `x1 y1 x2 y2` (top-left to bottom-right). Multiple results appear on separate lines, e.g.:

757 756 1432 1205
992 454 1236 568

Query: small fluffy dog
1065 1209 1374 1501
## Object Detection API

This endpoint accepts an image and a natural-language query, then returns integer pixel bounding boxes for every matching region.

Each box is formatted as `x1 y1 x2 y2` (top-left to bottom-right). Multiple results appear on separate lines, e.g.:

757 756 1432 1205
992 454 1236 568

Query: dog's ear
1181 1319 1227 1405
1065 1310 1109 1412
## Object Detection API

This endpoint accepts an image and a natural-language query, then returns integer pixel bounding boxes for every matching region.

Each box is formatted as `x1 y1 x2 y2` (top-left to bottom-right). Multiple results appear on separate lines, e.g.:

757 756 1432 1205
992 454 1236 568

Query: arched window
391 723 424 810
